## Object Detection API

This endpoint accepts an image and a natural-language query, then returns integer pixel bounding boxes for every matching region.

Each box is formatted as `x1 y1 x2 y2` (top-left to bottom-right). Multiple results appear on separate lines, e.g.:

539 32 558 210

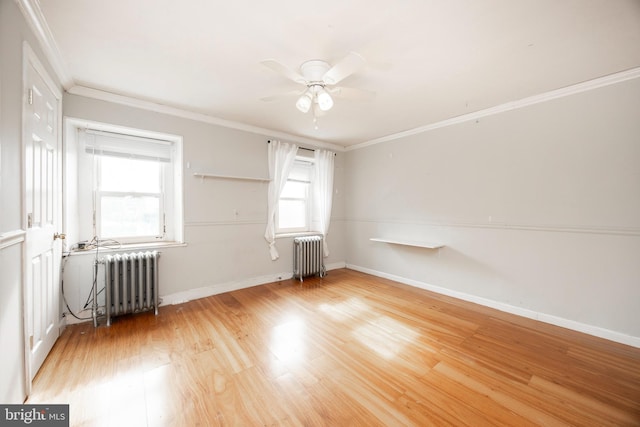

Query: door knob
53 232 66 240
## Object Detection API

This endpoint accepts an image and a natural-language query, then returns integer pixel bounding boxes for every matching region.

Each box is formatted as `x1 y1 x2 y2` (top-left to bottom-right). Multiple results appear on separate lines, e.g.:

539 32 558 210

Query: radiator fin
293 235 325 282
104 251 159 326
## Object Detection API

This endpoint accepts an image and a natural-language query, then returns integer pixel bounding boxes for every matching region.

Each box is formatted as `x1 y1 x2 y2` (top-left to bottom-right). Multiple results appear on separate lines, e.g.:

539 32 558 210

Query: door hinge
29 335 34 350
28 88 33 105
27 213 33 228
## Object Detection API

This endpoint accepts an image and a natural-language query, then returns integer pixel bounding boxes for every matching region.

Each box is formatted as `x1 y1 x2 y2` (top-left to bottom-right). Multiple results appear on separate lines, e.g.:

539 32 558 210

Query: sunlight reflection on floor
353 316 420 359
270 317 306 364
318 298 420 359
318 297 368 322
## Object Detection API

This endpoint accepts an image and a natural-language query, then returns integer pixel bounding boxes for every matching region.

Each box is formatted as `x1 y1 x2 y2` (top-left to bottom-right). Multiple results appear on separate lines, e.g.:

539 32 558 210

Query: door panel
24 50 62 383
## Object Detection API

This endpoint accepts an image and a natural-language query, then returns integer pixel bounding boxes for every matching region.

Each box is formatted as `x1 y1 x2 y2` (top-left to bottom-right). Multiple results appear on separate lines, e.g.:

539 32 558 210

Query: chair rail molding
0 229 26 250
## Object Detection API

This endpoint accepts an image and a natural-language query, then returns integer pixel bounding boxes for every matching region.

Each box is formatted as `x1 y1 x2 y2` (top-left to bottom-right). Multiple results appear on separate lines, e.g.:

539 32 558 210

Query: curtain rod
267 140 336 155
86 128 173 145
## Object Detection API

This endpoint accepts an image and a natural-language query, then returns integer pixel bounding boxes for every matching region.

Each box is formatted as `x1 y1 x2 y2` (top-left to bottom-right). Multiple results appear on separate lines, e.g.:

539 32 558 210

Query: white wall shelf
193 172 270 182
370 237 444 249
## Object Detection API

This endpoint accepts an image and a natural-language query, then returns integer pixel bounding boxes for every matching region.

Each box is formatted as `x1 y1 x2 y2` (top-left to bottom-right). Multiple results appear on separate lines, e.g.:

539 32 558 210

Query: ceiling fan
261 52 375 120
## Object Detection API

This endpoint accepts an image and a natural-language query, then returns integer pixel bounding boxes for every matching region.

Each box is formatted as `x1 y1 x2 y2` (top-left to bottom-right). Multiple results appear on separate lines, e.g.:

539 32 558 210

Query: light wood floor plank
28 268 640 426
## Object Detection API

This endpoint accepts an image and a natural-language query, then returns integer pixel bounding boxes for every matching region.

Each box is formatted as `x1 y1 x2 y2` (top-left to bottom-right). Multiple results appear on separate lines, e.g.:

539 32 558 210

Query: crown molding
14 0 342 151
67 85 345 152
18 0 637 153
347 67 640 151
15 0 74 90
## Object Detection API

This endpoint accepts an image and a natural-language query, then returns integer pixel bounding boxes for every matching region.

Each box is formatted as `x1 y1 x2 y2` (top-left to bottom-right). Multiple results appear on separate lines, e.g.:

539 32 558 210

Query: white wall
61 94 346 317
59 75 640 347
0 0 62 403
344 77 640 345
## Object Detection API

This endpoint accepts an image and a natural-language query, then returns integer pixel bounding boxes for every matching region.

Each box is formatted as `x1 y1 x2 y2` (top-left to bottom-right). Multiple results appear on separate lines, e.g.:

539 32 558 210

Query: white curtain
313 149 335 257
264 140 298 260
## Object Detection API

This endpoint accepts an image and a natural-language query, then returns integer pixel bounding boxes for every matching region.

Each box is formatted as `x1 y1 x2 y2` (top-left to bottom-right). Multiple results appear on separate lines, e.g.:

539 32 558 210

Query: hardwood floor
29 269 640 426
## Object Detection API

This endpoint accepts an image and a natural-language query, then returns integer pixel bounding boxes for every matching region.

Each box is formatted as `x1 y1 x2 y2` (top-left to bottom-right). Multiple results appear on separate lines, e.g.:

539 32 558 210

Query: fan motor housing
299 60 331 82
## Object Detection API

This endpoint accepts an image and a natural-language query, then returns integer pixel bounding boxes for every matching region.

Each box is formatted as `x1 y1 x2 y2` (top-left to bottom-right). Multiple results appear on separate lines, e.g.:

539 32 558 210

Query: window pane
288 161 312 181
280 181 307 198
100 196 160 238
278 200 306 229
100 157 161 193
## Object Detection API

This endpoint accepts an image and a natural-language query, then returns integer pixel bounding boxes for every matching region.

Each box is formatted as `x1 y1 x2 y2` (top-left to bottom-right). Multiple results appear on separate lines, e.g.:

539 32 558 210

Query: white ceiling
36 0 640 147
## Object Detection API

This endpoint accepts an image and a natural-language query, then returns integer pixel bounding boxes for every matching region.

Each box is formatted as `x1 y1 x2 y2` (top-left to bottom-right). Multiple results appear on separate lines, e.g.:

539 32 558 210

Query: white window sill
66 241 187 256
275 231 322 239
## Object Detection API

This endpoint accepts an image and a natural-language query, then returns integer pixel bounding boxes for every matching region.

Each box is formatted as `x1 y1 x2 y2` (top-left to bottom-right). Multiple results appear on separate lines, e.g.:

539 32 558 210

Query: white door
24 46 62 384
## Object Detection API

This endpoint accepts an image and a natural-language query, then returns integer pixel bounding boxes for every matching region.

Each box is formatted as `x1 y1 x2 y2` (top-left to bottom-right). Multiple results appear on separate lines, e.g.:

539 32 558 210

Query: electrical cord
61 236 122 319
84 236 100 311
61 254 92 321
82 236 122 310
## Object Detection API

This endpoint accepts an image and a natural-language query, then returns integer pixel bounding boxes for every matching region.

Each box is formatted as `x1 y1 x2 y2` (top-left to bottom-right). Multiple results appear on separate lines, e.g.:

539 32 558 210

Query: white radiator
293 235 326 282
104 251 159 326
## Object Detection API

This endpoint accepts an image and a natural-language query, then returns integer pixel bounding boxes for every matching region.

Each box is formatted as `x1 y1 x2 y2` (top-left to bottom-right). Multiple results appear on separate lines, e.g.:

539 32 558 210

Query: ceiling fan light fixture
262 53 370 121
295 91 313 113
316 88 334 111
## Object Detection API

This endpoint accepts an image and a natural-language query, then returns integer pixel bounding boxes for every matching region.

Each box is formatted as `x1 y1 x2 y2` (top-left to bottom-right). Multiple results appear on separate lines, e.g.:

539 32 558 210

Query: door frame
21 41 63 396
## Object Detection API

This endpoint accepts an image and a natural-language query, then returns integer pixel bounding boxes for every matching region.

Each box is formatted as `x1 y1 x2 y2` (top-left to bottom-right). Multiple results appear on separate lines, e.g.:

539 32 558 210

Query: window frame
276 156 314 235
66 118 183 247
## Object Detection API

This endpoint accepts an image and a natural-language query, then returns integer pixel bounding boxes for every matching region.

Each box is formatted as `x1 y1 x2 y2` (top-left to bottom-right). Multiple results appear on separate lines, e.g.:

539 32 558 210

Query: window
277 159 312 233
265 141 335 258
97 156 163 239
73 124 183 245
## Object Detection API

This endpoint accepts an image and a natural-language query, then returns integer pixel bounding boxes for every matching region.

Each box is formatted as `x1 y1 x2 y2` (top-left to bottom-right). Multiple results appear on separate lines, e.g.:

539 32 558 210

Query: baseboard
161 272 293 305
63 309 95 326
326 261 347 270
62 262 348 325
162 261 347 306
346 264 640 348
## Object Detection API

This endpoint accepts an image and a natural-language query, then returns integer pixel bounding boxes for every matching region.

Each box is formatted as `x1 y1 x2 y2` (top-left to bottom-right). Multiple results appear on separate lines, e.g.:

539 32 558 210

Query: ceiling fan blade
329 86 376 102
261 60 307 84
322 52 366 85
260 89 304 102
